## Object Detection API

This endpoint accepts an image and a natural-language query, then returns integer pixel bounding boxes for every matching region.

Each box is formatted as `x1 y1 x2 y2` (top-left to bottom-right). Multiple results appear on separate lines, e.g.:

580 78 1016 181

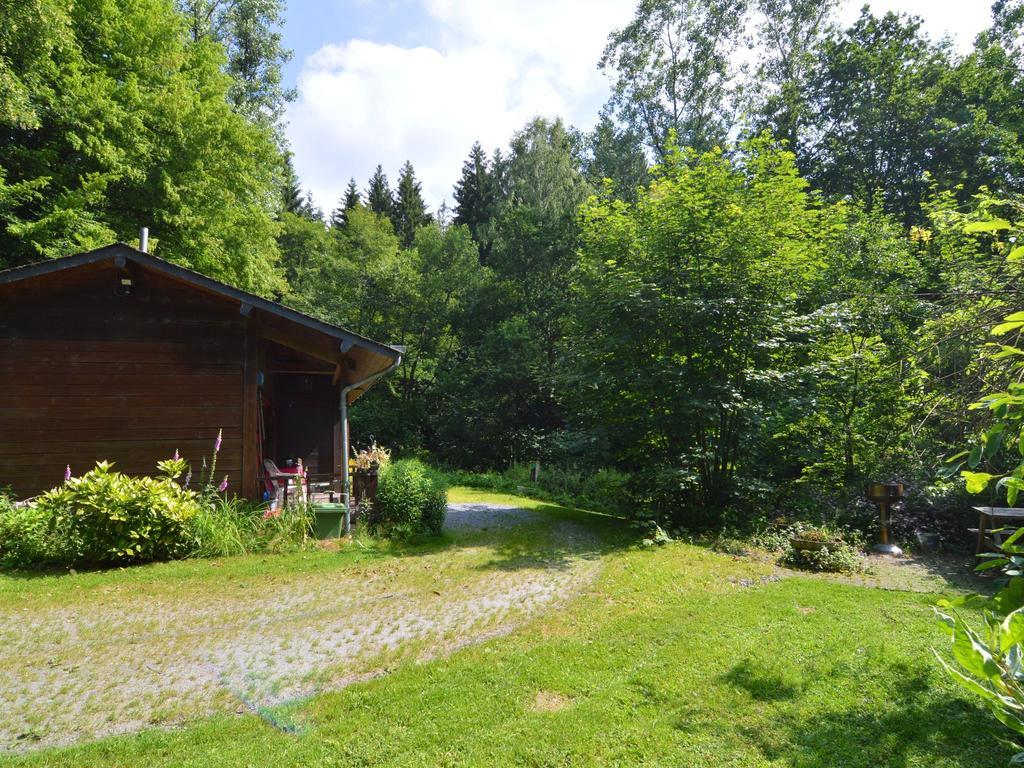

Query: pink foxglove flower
218 475 229 492
173 449 180 461
64 465 71 482
183 470 192 489
214 429 222 454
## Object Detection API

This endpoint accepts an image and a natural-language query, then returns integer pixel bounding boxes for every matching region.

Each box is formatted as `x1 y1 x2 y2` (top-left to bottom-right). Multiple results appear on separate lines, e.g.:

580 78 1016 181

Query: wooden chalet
0 243 402 501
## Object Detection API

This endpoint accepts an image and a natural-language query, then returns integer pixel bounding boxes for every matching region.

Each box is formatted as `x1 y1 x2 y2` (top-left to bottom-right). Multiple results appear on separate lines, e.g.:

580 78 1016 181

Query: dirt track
0 503 601 751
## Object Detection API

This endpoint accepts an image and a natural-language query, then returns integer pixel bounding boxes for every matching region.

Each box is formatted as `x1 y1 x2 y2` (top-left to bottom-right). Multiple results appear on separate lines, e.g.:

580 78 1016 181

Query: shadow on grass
723 659 802 702
740 666 1010 767
445 502 639 573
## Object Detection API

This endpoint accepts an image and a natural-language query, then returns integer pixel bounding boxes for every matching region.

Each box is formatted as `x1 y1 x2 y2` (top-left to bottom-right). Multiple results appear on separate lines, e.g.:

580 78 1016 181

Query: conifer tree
392 160 431 247
365 165 395 219
343 177 361 211
329 178 361 228
453 143 493 241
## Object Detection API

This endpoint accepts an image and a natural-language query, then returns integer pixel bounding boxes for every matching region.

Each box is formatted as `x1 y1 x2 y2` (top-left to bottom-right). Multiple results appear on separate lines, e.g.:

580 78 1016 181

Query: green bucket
311 504 345 539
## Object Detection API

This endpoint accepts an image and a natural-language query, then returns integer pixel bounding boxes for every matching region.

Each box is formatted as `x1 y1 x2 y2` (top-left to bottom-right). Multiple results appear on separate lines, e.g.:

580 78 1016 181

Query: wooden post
241 317 259 500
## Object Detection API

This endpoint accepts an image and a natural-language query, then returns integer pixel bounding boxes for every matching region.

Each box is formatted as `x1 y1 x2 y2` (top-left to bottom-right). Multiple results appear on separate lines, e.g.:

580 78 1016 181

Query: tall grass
189 498 315 558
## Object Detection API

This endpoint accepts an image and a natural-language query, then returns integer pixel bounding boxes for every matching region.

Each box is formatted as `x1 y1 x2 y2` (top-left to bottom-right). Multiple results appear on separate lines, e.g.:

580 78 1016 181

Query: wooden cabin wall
0 264 247 499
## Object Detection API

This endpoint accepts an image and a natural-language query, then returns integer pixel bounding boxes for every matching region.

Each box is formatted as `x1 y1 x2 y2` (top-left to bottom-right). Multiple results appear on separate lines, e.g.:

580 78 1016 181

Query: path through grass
0 488 1011 766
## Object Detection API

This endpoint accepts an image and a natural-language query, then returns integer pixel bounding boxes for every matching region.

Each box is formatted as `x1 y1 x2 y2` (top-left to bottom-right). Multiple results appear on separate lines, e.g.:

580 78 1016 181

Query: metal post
139 227 149 254
338 350 403 536
340 393 350 534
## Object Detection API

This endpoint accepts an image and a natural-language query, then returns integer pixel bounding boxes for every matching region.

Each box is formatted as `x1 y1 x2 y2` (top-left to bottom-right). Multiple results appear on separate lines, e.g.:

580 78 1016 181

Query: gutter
339 348 404 534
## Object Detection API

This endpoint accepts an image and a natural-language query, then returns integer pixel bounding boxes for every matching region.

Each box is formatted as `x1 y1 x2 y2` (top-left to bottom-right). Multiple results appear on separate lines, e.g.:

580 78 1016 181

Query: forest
4 0 1024 536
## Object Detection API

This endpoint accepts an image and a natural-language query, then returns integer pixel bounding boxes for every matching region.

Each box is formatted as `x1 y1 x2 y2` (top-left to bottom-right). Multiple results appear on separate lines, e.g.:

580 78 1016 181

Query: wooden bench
973 507 1024 554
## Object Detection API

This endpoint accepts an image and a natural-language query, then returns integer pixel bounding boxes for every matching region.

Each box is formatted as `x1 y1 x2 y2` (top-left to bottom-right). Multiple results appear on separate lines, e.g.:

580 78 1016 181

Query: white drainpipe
339 351 402 534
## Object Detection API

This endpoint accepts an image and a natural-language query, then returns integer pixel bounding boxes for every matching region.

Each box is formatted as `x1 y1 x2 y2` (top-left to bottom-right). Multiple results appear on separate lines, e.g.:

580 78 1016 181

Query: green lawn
0 489 1010 767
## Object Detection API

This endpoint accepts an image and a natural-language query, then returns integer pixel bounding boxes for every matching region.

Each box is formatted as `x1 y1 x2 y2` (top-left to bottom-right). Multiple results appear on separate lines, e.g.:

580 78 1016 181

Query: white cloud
286 0 635 212
287 0 990 212
839 0 989 51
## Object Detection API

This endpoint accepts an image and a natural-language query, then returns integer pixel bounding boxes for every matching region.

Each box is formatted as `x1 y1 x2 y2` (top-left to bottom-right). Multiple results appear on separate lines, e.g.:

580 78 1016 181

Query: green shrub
0 496 72 567
30 461 202 565
780 540 866 574
372 459 448 539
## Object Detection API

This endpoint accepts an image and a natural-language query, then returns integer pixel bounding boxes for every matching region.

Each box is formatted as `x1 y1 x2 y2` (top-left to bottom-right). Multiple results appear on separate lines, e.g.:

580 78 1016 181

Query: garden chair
263 459 307 508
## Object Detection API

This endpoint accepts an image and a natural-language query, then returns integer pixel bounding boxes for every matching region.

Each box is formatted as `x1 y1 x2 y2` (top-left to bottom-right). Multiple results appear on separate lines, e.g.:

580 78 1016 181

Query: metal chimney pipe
139 227 149 253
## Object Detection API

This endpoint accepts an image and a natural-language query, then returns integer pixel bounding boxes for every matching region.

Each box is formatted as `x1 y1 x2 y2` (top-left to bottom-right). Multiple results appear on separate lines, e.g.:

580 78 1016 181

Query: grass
0 488 1012 767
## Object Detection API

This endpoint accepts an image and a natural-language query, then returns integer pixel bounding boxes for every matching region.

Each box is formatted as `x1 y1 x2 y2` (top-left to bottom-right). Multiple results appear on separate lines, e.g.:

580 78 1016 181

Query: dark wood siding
0 263 246 498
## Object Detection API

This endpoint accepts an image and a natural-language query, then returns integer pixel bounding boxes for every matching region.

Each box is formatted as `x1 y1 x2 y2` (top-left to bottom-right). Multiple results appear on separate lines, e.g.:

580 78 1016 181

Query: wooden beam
240 318 259 500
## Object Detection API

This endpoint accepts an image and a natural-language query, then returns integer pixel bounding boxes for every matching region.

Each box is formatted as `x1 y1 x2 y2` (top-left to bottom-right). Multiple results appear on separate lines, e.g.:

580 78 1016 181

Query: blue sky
281 1 993 213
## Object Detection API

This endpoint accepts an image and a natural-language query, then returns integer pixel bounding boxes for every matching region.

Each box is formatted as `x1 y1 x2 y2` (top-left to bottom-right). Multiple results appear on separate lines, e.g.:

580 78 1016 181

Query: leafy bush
0 496 72 567
781 542 867 573
29 461 202 565
937 529 1024 761
0 459 315 569
752 519 867 573
371 459 447 539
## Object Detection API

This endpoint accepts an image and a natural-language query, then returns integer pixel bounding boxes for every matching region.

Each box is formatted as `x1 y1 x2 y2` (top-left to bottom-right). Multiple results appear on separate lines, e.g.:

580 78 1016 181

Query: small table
972 507 1024 553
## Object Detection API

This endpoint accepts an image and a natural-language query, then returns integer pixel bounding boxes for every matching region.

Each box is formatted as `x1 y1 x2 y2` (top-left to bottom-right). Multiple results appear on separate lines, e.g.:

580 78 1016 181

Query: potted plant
351 442 390 520
789 528 841 552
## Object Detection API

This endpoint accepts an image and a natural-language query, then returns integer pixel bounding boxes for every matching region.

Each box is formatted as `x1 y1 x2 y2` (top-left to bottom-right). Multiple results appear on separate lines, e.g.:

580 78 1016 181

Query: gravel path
0 503 601 752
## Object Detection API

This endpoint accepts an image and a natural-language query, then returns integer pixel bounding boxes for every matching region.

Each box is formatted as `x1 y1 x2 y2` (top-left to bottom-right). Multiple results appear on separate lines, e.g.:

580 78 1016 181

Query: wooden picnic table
973 506 1024 553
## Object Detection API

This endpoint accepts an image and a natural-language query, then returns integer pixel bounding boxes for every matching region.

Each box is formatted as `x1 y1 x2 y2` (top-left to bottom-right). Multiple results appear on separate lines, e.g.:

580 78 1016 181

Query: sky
282 0 994 214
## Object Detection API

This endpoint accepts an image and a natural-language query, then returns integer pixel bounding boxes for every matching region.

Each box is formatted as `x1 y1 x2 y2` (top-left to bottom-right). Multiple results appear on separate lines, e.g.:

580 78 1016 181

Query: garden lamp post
865 482 905 556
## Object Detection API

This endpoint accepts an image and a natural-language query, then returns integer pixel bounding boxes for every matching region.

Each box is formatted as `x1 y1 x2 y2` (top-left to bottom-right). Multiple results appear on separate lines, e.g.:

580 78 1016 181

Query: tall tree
576 113 650 201
453 142 497 258
0 0 285 295
176 0 295 129
566 139 827 522
747 0 838 148
600 0 749 157
365 165 395 220
281 151 320 221
801 10 957 222
392 160 431 247
433 118 589 466
329 178 361 229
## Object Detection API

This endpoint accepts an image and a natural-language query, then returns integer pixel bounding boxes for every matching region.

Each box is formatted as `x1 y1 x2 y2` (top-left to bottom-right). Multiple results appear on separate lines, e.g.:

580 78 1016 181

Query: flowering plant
351 441 391 472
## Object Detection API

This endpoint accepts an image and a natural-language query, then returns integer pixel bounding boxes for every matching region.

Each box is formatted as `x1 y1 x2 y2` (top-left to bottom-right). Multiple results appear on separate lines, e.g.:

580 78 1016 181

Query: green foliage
443 465 633 518
0 460 313 569
189 497 313 558
0 0 286 295
453 142 500 259
780 540 867 573
600 0 747 156
28 461 202 565
575 114 649 202
937 203 1024 505
801 9 1024 223
566 137 827 527
176 0 296 129
0 494 72 568
937 601 1024 760
371 459 447 539
392 160 430 248
746 0 838 148
365 165 395 219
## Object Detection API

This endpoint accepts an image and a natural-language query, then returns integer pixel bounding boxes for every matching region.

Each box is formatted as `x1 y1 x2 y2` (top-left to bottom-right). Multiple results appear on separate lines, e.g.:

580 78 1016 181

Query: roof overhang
0 243 402 402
